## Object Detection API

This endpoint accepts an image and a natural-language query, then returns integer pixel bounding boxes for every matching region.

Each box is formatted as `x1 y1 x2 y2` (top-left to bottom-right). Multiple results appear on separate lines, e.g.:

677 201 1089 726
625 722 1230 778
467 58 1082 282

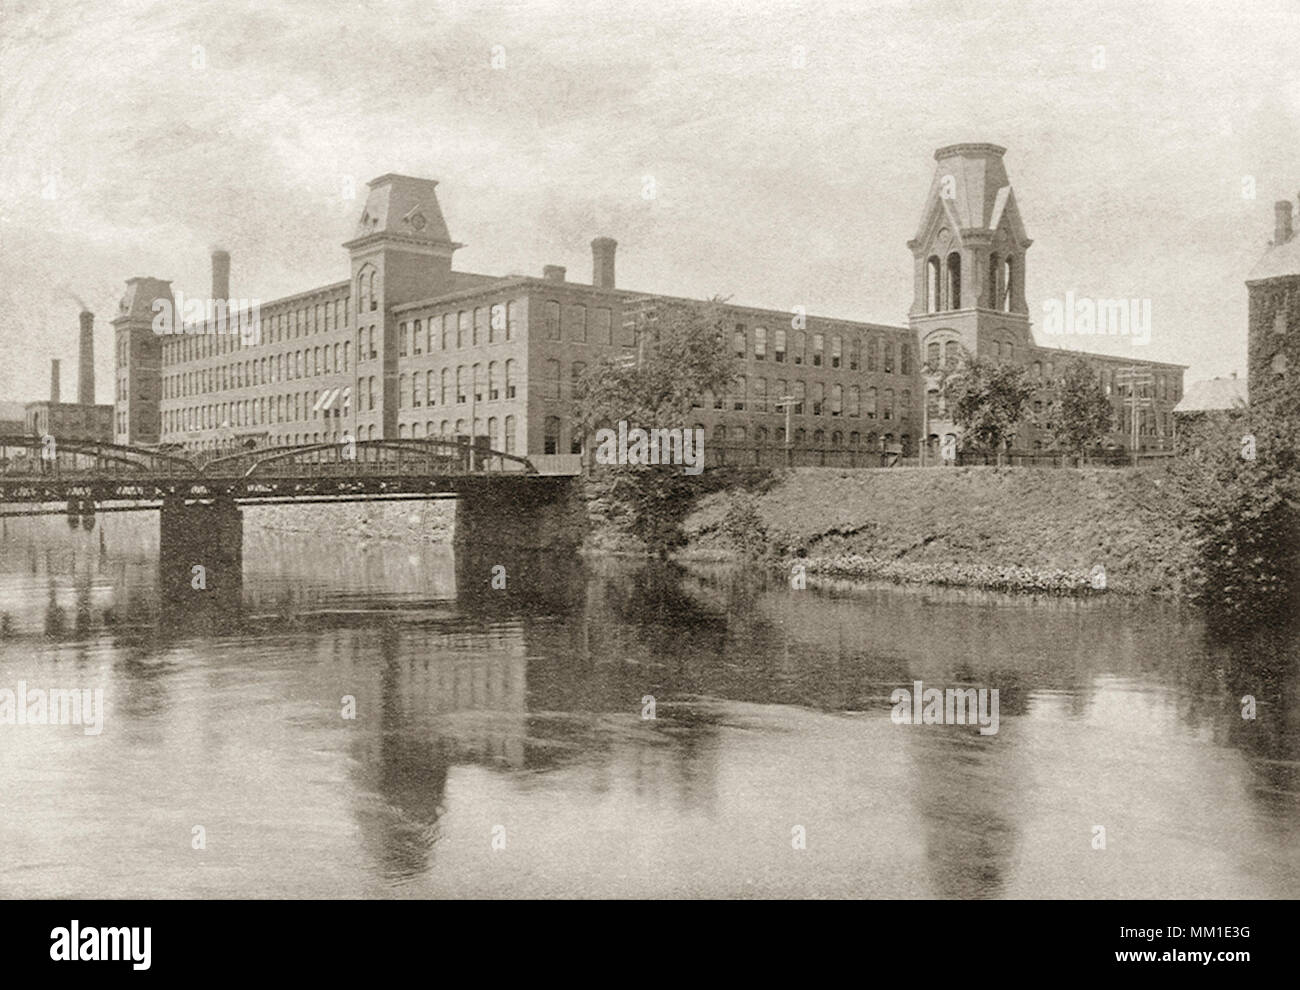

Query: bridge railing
0 435 202 479
0 435 536 485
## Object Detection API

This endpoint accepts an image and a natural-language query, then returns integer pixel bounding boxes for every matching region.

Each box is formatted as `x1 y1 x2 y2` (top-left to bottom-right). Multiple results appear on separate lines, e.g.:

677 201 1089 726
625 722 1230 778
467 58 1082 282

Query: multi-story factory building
112 147 1183 459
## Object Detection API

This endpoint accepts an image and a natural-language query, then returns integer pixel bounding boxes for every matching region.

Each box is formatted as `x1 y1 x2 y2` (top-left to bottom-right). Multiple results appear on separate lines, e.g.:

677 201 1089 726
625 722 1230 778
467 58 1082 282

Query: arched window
1002 257 1014 312
926 341 940 368
426 371 435 406
927 256 942 313
988 252 1000 308
356 265 373 313
544 416 561 454
441 368 450 405
487 362 499 400
848 385 860 418
946 252 961 309
456 366 466 403
505 359 517 398
504 415 516 453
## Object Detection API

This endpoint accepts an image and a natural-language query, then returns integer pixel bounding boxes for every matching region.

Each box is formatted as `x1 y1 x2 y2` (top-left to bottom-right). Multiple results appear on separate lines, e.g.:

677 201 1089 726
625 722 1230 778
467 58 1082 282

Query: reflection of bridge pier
158 497 243 618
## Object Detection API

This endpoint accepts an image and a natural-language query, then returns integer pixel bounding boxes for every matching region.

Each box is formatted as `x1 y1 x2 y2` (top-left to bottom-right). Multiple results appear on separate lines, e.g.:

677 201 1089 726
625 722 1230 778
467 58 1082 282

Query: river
1 511 1296 898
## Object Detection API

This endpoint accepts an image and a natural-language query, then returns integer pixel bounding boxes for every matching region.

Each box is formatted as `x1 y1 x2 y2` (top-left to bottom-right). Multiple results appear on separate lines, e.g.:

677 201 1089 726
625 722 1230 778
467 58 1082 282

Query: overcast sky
2 0 1298 403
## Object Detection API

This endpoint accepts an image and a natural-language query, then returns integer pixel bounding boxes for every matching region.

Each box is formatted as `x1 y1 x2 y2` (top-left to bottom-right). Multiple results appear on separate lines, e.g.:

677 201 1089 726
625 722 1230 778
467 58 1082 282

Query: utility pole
773 394 795 467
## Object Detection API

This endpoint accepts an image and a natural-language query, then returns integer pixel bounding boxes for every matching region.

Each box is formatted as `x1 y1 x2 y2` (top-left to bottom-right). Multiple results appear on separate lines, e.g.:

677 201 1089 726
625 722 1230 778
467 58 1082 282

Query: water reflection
0 511 1297 898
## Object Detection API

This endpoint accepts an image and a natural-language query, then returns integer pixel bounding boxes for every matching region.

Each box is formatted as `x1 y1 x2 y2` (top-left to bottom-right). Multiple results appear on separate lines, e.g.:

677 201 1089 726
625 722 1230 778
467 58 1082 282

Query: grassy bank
677 465 1196 596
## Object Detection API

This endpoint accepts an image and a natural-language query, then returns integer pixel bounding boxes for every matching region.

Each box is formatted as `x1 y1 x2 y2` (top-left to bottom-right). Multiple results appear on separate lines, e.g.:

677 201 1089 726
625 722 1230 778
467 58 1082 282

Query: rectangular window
568 304 587 343
753 377 767 412
413 319 422 354
546 301 561 340
812 333 823 367
399 322 408 357
884 342 895 374
755 327 767 360
546 359 561 399
734 325 747 359
811 382 824 416
831 335 842 369
595 307 612 345
774 328 787 363
733 376 746 411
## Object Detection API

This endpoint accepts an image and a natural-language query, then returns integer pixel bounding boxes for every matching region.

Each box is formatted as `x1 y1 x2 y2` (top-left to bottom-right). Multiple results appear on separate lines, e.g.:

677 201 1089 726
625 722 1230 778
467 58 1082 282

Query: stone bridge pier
452 476 586 553
158 498 244 615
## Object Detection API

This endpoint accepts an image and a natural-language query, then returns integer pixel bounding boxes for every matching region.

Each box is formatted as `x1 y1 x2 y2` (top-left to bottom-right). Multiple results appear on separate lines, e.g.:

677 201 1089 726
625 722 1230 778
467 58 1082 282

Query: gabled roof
1173 376 1248 413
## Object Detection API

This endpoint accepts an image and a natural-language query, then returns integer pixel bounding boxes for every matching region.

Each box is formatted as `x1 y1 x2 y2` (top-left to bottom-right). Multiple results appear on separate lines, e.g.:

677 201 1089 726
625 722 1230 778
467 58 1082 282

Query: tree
572 298 736 557
1168 373 1300 631
1052 355 1114 463
938 350 1035 465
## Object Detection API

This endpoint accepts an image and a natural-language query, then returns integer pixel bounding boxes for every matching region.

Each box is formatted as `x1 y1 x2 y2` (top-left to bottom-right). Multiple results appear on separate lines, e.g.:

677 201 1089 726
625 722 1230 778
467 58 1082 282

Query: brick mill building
112 145 1183 460
1246 195 1300 395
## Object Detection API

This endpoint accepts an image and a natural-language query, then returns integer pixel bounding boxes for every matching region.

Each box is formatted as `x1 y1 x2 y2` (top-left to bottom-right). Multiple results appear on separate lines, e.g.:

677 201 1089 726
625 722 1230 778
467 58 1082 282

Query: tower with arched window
343 174 463 439
906 144 1033 451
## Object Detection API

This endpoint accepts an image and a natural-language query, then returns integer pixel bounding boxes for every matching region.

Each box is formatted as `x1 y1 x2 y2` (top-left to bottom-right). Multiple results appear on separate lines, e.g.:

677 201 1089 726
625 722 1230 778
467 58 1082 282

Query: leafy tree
1052 355 1115 463
1168 374 1300 631
573 298 736 557
938 350 1035 465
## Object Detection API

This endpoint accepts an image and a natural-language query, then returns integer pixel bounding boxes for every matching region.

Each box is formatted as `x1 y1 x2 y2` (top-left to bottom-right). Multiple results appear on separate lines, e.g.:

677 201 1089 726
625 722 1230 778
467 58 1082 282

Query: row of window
693 379 913 419
728 324 912 373
164 341 359 397
161 297 350 365
542 301 624 344
395 363 519 408
395 302 536 355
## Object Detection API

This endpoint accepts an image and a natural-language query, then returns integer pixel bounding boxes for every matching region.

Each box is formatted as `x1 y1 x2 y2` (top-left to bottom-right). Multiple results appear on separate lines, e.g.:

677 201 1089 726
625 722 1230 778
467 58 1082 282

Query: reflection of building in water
343 617 530 881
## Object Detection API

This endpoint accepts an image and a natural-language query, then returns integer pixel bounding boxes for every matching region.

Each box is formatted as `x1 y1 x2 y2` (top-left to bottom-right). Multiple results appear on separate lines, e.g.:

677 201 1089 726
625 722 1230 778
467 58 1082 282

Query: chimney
78 310 94 406
591 237 617 289
1275 201 1293 246
50 359 61 404
543 264 566 282
211 248 231 300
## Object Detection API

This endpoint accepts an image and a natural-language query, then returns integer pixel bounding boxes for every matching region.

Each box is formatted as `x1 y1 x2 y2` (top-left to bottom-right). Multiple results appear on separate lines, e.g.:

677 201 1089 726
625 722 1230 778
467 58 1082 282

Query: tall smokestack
50 359 61 404
211 248 230 300
78 310 94 405
591 237 617 290
1275 201 1293 246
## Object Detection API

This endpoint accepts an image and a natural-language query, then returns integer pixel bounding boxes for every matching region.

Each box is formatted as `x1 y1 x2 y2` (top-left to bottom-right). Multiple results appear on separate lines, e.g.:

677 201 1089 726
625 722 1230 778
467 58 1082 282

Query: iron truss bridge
0 435 540 512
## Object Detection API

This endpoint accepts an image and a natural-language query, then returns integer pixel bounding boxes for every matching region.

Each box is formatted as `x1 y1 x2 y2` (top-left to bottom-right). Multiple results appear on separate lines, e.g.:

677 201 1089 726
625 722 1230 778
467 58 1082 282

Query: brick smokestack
78 310 94 406
211 248 230 300
50 359 61 404
1275 201 1293 246
591 237 617 289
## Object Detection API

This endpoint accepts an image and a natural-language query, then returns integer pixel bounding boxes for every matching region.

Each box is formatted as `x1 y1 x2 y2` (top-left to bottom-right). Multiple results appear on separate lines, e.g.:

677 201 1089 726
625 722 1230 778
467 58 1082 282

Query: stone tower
343 174 463 439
